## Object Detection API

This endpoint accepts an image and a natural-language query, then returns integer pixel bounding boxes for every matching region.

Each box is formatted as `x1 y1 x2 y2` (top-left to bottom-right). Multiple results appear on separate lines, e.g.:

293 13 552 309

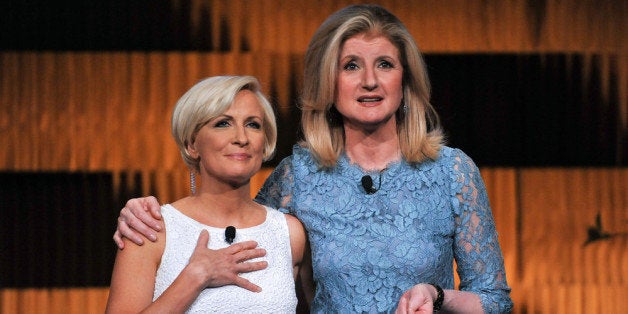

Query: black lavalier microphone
361 175 378 194
225 226 236 244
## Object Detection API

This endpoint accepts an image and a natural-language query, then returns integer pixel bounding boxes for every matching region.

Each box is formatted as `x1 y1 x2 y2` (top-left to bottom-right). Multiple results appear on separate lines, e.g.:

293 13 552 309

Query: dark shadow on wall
0 171 147 287
427 53 622 167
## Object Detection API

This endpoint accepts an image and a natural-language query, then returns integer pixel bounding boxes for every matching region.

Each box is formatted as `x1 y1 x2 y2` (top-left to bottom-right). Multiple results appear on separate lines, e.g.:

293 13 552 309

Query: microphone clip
361 169 385 194
361 175 378 194
225 226 236 244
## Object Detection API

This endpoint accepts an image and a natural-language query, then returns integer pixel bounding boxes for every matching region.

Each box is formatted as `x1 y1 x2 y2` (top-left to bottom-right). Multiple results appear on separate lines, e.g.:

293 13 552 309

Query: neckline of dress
339 153 403 178
165 204 271 232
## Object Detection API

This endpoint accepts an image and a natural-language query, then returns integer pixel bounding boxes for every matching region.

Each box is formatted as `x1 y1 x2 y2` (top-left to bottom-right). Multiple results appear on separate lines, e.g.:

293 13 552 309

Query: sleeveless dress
153 204 297 313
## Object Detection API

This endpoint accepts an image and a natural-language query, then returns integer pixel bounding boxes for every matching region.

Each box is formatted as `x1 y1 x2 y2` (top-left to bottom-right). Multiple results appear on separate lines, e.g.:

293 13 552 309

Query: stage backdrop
0 1 626 313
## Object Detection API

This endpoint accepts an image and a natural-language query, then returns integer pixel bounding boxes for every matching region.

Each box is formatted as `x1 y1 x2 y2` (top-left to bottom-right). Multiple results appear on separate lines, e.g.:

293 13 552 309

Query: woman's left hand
395 283 438 314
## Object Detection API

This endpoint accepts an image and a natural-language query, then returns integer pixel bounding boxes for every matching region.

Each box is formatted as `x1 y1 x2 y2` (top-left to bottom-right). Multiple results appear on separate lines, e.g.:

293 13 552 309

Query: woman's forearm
441 289 484 313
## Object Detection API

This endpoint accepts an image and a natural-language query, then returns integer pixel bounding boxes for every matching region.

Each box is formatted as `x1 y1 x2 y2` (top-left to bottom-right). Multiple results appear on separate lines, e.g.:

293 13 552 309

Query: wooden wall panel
181 0 625 54
0 51 296 172
0 288 109 314
1 1 625 172
1 51 623 171
515 168 627 313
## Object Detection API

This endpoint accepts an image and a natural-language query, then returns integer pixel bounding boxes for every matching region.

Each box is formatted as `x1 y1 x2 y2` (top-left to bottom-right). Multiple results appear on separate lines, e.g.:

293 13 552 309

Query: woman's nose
361 67 378 91
232 126 249 145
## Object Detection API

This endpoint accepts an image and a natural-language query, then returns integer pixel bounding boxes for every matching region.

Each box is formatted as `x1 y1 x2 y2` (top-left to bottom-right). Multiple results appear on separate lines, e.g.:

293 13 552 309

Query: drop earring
327 104 335 124
190 171 196 195
328 105 341 127
397 101 408 120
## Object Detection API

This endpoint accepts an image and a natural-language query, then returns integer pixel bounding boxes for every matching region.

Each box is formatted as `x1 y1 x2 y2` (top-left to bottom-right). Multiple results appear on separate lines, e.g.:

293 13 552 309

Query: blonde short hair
171 76 277 172
301 4 443 168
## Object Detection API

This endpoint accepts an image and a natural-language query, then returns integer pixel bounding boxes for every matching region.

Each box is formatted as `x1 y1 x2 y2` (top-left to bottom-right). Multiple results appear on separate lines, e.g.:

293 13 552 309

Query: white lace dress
153 204 297 313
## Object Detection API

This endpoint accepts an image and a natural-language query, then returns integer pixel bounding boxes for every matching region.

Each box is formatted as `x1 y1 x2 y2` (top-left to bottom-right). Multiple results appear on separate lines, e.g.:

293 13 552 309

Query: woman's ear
186 140 199 159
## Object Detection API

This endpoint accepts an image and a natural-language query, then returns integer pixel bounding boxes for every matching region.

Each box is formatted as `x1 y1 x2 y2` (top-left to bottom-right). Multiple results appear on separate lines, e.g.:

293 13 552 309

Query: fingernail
154 224 162 231
149 234 157 241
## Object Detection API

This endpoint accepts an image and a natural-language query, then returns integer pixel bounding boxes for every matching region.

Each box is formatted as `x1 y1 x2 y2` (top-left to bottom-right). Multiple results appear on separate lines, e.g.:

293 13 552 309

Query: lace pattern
154 204 297 313
256 145 513 313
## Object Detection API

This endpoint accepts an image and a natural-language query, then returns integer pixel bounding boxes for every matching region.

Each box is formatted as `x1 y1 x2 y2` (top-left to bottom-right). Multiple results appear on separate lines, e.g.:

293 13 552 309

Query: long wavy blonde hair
300 4 444 168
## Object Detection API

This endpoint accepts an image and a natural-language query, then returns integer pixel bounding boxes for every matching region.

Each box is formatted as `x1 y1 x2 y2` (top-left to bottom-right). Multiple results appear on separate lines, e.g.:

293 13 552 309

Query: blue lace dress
255 145 513 313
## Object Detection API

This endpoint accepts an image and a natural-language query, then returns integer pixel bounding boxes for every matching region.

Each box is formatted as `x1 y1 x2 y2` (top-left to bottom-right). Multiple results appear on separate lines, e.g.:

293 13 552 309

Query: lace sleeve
450 149 513 313
254 156 295 214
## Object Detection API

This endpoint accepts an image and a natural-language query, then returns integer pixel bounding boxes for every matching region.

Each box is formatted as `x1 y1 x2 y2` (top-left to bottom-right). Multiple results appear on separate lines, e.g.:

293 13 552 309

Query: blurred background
0 0 626 313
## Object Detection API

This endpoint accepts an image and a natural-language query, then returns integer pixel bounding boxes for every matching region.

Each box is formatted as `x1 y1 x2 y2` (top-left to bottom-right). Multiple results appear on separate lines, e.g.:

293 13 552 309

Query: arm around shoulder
114 196 164 249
